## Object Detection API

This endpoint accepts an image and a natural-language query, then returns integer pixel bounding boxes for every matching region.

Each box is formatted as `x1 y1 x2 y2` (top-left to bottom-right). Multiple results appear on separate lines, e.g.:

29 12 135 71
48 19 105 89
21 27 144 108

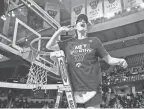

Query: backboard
12 18 41 52
12 18 60 79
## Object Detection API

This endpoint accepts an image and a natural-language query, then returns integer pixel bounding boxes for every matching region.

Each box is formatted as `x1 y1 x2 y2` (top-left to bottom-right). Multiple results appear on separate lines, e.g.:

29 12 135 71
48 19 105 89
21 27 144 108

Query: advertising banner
87 0 103 21
104 0 122 16
123 0 144 9
44 2 60 28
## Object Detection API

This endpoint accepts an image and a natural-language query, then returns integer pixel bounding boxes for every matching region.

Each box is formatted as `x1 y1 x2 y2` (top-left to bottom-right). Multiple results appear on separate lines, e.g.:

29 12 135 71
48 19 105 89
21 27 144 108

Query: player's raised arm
46 26 74 51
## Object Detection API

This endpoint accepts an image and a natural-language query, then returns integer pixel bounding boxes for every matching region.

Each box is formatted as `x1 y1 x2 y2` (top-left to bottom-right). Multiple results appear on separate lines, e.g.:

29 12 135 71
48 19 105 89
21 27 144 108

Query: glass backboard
12 18 60 79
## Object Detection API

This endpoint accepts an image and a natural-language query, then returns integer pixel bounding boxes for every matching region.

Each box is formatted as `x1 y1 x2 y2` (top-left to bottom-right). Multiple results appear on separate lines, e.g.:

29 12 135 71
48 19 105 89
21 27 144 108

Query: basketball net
26 50 48 91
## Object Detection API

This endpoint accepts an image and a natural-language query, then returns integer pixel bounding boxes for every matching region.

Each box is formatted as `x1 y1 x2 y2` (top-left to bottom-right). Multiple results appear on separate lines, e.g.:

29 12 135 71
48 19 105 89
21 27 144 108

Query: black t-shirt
58 37 108 91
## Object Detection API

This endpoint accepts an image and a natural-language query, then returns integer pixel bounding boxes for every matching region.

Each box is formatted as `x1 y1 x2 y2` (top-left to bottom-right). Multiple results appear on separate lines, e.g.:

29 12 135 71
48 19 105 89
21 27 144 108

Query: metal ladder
51 50 77 109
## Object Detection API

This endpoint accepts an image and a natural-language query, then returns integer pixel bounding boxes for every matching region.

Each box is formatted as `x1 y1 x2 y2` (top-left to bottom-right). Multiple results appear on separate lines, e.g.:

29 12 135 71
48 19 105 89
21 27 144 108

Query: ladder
51 50 76 109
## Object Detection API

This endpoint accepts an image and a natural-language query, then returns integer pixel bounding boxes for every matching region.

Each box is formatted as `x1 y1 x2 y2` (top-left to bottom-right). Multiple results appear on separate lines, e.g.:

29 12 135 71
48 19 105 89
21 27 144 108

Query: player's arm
102 55 127 68
46 29 62 51
46 26 74 51
95 37 128 68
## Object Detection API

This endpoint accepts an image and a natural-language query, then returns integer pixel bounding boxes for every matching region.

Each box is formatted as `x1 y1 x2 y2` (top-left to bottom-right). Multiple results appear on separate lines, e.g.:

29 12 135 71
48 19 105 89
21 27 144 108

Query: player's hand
118 59 128 69
58 25 75 33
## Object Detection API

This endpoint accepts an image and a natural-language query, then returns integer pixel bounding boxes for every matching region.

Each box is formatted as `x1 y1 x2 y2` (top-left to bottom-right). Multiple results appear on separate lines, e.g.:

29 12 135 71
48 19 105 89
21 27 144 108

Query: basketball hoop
26 37 57 91
28 37 77 108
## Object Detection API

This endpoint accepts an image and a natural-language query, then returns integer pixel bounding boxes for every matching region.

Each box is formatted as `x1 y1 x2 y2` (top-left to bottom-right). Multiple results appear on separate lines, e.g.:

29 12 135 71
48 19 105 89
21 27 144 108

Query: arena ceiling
89 20 144 51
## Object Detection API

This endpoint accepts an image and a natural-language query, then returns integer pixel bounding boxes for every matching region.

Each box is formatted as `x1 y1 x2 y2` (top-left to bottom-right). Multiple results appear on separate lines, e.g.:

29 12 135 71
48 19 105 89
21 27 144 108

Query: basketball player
46 14 128 109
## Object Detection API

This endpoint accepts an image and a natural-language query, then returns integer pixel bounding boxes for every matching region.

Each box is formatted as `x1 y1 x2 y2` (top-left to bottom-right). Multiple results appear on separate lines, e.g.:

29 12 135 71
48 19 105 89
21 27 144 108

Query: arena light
27 2 32 7
12 11 15 17
140 3 144 8
59 0 63 2
1 16 3 20
28 4 31 7
126 8 131 12
1 15 6 20
25 38 28 42
123 78 126 81
107 82 110 85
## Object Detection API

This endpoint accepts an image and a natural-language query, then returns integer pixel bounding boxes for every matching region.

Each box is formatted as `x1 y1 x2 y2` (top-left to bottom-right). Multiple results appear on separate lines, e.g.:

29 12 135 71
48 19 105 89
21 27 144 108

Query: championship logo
73 5 83 15
89 0 99 9
108 0 115 4
47 9 58 18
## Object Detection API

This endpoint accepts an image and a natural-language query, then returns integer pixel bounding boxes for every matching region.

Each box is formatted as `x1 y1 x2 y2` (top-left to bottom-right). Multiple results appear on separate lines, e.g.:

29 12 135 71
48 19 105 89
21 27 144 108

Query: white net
26 51 48 91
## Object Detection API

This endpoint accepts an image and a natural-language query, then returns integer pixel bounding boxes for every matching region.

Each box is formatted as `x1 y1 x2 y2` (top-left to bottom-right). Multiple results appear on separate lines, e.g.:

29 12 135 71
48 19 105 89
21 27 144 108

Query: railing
0 33 12 46
0 82 63 89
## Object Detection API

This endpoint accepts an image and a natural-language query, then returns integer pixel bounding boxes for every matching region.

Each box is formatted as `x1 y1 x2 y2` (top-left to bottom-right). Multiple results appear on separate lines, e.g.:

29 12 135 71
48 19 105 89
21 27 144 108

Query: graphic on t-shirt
70 43 93 67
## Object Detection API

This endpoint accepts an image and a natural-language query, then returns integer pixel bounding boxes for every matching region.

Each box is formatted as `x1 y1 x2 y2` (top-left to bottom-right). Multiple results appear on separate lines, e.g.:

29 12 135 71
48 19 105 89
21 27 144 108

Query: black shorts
77 92 102 108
